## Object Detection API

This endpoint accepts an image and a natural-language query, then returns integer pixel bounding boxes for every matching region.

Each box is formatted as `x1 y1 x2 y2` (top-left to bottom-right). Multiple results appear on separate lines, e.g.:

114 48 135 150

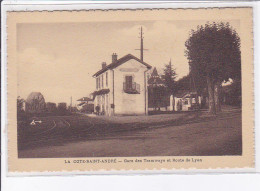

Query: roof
148 67 164 85
78 102 86 106
151 67 159 76
93 89 110 96
222 84 234 93
77 97 93 101
93 54 152 77
174 90 197 98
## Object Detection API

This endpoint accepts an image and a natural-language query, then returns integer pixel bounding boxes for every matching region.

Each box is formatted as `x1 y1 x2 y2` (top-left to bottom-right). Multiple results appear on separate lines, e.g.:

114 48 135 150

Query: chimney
102 62 107 69
112 53 117 63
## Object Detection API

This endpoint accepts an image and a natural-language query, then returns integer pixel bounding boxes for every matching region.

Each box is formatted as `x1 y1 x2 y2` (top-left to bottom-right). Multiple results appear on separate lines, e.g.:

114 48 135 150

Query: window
125 76 133 89
96 78 98 89
98 77 100 89
106 72 108 86
123 75 140 94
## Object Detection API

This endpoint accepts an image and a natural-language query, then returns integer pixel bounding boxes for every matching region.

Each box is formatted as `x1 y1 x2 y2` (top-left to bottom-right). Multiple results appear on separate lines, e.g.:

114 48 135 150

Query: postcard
5 7 254 173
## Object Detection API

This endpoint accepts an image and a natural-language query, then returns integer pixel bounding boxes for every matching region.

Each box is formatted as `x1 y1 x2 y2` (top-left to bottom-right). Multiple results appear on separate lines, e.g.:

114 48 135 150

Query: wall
113 59 149 115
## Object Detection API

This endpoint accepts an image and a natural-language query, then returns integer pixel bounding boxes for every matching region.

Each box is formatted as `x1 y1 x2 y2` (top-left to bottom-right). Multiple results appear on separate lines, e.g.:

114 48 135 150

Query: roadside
18 106 242 157
18 108 242 158
81 106 241 126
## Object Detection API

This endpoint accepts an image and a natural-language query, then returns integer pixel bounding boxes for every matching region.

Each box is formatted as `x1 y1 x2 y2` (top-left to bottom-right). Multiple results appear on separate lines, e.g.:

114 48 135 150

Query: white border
1 1 259 177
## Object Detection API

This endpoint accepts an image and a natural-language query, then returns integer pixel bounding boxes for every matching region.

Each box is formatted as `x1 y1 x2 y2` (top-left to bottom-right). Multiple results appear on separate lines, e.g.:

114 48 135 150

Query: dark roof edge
92 54 152 77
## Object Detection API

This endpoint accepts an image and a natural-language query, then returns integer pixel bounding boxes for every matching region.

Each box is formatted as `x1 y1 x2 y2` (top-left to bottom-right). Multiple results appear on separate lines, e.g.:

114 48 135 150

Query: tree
17 96 25 113
148 85 167 111
25 92 46 113
57 102 67 115
148 68 168 111
185 22 241 114
162 60 177 95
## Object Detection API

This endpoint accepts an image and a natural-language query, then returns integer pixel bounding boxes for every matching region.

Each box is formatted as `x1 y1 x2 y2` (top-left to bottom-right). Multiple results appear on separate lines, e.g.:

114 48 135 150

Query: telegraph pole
135 27 148 61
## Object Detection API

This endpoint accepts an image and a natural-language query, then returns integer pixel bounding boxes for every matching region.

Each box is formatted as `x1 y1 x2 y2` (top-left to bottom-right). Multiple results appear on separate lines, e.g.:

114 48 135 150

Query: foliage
185 22 241 113
57 102 67 115
161 61 177 94
185 22 241 84
17 96 25 113
222 79 242 106
148 85 169 110
25 92 46 113
80 104 94 113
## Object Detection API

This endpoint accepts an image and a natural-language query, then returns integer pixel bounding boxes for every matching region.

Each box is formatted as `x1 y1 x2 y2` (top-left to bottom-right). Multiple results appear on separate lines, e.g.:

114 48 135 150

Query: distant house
92 53 152 116
172 90 201 111
171 74 204 111
76 96 94 113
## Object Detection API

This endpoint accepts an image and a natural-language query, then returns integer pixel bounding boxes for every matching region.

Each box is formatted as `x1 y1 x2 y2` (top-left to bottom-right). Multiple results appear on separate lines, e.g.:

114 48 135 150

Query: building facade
93 53 152 116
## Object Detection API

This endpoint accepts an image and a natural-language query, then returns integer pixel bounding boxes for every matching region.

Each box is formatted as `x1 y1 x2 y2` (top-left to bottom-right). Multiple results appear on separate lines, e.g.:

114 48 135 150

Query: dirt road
18 109 242 158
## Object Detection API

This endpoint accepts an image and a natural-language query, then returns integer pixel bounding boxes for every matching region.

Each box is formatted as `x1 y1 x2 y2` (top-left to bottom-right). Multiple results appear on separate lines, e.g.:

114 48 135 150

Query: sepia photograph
5 7 254 172
16 18 242 158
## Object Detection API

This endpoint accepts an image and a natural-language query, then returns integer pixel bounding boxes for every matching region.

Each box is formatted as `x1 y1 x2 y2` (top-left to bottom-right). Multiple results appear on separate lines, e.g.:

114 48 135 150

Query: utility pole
135 26 148 61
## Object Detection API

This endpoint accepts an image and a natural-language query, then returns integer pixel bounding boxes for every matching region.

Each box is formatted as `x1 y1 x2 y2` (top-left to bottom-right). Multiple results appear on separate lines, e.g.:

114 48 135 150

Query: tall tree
185 22 241 114
162 60 177 95
148 68 168 111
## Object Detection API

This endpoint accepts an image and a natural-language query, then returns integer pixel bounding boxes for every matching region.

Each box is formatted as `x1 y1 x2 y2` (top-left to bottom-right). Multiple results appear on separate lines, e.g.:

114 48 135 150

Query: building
76 96 94 113
92 53 152 116
171 90 201 111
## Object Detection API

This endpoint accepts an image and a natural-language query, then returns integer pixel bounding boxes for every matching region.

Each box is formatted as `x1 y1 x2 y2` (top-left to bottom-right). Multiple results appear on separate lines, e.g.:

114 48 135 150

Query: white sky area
17 20 240 105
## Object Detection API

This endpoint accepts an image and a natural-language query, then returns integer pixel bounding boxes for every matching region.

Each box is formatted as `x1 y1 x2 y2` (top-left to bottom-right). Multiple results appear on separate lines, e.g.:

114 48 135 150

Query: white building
92 53 152 116
171 91 202 111
76 97 94 111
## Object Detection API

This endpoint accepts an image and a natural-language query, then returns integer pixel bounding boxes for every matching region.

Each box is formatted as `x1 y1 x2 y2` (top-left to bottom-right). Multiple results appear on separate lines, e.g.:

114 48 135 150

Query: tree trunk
207 76 216 114
214 81 222 113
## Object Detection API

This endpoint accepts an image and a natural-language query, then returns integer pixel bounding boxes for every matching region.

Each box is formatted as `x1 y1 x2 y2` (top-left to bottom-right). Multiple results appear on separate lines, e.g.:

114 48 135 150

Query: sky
17 20 240 105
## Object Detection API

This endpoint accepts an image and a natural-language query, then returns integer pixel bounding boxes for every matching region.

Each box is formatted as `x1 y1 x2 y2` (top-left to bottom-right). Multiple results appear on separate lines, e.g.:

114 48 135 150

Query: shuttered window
125 76 133 89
